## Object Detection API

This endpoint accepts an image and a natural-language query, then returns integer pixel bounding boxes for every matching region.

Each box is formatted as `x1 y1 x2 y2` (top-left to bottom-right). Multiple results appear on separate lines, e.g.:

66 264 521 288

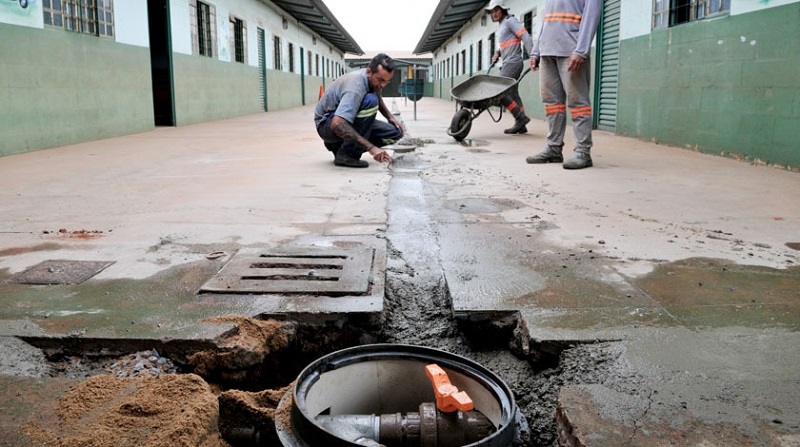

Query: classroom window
288 43 295 72
654 0 730 29
477 40 483 71
273 36 282 70
194 1 215 57
43 0 114 37
230 16 246 63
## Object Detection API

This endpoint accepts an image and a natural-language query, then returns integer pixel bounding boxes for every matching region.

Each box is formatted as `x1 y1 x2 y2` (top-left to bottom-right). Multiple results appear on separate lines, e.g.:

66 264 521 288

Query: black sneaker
504 116 531 134
526 150 564 164
334 153 368 168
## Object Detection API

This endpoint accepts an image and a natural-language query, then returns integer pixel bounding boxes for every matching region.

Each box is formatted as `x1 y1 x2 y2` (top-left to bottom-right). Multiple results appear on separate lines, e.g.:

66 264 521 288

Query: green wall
172 52 262 126
617 3 800 169
0 24 154 157
265 70 304 111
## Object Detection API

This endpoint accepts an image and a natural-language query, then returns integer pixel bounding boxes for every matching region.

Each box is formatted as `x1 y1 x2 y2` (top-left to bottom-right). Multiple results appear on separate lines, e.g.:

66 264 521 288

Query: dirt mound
27 374 228 447
188 316 294 384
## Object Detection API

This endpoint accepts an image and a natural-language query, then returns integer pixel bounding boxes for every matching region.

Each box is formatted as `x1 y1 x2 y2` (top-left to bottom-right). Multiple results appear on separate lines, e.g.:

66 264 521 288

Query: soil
25 374 229 447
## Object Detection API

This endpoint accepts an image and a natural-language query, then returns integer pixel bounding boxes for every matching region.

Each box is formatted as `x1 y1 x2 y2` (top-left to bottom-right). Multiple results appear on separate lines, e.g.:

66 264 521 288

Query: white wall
114 1 149 47
171 0 193 54
168 0 346 74
732 0 797 15
620 1 652 40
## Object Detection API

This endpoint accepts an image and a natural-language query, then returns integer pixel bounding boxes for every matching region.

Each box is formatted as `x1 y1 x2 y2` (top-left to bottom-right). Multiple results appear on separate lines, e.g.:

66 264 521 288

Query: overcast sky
322 0 440 53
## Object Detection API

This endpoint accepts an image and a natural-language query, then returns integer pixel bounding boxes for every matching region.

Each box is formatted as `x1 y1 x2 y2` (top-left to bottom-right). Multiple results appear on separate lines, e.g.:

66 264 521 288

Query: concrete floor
0 97 798 446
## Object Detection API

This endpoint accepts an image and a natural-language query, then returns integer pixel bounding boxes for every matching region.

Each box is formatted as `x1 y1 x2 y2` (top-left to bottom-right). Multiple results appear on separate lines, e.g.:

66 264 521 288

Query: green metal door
257 27 268 111
594 0 621 131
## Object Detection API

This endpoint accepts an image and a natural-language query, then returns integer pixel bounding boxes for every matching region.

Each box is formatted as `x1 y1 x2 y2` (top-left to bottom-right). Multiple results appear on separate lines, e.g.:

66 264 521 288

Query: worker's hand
530 56 540 71
568 54 585 72
369 147 393 164
389 116 405 137
491 53 499 64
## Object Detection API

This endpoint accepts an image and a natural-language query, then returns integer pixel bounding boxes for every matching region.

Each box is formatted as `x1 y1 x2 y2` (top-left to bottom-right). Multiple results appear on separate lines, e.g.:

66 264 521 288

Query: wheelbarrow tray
451 74 517 110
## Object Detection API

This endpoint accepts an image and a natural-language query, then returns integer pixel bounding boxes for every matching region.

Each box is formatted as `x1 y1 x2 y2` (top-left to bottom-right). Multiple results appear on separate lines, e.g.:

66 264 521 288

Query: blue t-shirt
314 68 369 127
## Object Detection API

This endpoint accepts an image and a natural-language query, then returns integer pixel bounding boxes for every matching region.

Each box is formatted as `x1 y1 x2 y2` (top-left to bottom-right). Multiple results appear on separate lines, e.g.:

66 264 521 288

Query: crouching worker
314 53 404 168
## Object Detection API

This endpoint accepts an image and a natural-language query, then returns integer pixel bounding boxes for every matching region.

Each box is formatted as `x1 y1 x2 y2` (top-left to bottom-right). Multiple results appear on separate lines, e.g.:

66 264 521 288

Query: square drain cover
10 260 115 285
199 247 374 295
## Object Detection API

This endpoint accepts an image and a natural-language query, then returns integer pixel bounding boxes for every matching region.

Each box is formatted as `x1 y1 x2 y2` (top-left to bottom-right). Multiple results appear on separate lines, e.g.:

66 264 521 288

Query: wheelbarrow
447 64 531 141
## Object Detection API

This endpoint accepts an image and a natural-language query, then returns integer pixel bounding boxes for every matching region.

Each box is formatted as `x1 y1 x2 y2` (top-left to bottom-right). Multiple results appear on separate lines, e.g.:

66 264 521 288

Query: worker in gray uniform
526 0 601 169
315 53 403 168
486 0 534 135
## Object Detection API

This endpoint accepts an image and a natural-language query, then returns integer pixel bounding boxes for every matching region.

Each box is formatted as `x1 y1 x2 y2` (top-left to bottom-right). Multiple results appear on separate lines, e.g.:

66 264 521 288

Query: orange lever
425 363 474 413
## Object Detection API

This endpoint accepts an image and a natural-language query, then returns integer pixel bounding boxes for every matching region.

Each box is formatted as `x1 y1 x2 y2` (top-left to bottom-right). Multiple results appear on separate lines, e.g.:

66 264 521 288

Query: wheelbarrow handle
486 59 498 75
516 67 532 83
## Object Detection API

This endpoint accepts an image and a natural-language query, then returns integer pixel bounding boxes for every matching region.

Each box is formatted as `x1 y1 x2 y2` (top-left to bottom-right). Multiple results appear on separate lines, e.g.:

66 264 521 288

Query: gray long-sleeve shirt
496 14 533 64
532 0 602 59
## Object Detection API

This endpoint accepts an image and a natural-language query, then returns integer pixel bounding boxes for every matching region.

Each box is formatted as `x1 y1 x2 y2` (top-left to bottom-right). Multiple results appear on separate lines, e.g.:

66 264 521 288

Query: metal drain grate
10 260 115 285
199 247 374 295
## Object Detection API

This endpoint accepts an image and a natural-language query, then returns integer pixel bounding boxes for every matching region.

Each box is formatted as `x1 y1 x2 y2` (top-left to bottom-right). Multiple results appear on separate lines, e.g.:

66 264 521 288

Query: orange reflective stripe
514 28 527 38
506 101 523 112
500 38 521 49
571 105 592 118
545 104 567 115
544 12 582 24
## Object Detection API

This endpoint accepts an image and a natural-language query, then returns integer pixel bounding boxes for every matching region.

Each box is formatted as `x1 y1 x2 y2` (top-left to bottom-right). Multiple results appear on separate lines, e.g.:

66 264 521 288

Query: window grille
231 16 245 63
43 0 114 37
197 1 213 57
273 36 282 70
288 43 295 73
653 0 730 29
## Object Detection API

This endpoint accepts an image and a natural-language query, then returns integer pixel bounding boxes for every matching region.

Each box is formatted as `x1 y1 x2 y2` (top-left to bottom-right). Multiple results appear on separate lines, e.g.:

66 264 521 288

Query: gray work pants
499 60 526 120
539 56 593 153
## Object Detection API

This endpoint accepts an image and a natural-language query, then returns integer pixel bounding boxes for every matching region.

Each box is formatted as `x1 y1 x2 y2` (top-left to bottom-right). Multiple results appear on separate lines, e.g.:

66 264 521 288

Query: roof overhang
414 0 488 54
265 0 364 55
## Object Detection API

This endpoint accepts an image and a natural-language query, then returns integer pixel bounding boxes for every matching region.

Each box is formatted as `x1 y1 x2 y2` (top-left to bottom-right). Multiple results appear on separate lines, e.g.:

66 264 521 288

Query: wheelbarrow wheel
448 108 472 141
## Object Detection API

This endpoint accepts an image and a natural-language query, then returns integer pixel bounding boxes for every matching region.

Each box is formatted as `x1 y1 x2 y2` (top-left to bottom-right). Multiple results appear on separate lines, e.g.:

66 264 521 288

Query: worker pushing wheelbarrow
447 65 532 141
448 0 534 141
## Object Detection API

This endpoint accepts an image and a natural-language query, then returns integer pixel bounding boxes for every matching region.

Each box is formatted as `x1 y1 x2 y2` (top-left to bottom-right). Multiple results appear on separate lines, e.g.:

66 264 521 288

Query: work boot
563 151 593 170
334 153 368 168
526 149 564 164
504 116 530 134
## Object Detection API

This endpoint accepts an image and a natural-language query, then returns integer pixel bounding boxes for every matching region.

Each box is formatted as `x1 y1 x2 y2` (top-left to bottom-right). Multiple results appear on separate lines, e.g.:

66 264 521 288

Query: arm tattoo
332 120 369 150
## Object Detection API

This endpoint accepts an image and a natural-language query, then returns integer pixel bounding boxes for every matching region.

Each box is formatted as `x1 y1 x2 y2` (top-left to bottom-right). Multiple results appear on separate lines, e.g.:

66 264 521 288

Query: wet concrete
0 97 798 446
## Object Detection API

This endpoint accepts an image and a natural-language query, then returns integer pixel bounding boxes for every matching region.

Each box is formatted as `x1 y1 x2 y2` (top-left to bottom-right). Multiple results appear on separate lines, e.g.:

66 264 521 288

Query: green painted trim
592 2 606 129
300 46 306 106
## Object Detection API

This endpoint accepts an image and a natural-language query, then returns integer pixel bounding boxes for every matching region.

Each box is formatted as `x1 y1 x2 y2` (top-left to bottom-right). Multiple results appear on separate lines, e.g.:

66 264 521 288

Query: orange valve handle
424 363 474 413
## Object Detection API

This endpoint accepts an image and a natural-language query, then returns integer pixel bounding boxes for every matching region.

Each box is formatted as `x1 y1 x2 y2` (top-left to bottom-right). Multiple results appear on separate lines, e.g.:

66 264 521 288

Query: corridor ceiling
266 0 364 55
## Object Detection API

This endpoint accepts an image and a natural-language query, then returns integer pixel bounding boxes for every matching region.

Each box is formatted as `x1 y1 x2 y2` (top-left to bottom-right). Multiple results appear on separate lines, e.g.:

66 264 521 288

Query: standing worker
314 53 404 168
486 0 534 135
526 0 601 169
